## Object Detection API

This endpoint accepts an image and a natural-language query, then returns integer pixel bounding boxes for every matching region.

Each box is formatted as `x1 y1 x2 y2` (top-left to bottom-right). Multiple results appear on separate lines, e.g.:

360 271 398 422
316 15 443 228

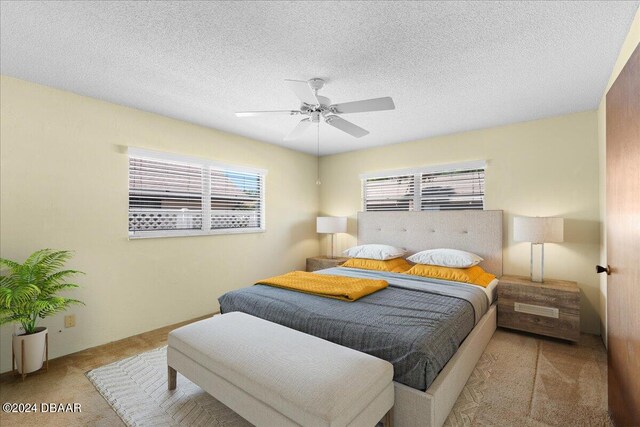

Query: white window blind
363 174 416 212
129 157 204 233
421 168 484 211
361 161 485 212
128 148 266 238
210 168 263 231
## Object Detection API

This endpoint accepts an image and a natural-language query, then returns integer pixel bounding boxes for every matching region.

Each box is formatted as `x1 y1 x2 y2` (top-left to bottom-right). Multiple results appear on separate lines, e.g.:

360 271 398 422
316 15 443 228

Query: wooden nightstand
306 256 349 272
497 275 580 342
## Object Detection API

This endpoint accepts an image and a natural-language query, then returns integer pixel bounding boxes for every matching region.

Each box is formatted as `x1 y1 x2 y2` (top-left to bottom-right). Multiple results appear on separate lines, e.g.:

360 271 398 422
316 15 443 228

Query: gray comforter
218 267 489 391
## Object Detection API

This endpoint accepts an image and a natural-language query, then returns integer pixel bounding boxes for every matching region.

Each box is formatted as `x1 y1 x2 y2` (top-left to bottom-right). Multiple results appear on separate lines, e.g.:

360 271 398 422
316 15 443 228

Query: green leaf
0 249 84 330
42 269 83 285
0 258 20 271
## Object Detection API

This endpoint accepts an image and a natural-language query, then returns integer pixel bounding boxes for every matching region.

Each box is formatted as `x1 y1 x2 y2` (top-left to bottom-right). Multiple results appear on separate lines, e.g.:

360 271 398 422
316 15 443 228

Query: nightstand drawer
498 286 579 312
497 301 580 342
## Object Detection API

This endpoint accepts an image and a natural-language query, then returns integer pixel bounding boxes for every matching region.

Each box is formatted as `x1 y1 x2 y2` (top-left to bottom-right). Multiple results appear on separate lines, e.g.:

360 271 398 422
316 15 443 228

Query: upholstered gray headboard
357 210 503 277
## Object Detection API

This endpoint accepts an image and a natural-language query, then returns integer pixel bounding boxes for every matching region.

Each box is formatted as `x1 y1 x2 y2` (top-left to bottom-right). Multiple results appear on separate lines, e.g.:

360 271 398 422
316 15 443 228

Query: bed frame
357 210 503 427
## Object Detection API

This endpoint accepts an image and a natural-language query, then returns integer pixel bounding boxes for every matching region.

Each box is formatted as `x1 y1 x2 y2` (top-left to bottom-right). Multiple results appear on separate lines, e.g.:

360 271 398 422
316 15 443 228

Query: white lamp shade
317 217 347 234
513 216 564 244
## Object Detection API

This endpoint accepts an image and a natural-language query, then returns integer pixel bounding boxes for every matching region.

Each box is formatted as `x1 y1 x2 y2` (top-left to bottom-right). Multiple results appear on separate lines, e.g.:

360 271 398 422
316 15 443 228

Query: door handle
596 265 611 275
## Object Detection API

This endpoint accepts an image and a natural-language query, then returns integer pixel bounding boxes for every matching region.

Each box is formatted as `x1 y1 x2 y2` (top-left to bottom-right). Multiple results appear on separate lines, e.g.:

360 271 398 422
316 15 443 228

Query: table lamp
317 217 347 258
513 216 564 283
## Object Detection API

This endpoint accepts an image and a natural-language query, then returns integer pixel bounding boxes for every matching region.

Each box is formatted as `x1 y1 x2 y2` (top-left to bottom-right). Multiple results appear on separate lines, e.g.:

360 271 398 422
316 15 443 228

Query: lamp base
328 233 335 259
530 243 545 283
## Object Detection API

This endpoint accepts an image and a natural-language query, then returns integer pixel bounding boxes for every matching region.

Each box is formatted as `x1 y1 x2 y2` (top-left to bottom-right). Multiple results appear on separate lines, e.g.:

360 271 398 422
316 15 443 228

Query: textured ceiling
1 1 638 155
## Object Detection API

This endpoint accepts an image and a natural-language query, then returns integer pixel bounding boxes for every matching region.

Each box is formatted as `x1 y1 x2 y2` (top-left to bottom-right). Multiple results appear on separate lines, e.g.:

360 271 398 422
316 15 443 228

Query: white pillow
407 249 483 268
343 244 406 260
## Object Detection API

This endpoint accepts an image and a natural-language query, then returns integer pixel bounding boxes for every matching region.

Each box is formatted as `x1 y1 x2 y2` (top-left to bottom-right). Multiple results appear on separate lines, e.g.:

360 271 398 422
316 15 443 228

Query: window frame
360 160 486 212
128 147 267 239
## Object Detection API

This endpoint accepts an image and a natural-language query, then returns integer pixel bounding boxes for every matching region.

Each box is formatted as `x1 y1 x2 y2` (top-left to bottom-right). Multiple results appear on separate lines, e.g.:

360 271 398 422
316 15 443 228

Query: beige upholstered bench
168 312 395 427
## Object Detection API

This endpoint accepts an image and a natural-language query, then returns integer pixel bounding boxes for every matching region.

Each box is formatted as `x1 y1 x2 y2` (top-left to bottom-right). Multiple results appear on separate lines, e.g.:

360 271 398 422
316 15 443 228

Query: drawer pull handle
514 302 559 318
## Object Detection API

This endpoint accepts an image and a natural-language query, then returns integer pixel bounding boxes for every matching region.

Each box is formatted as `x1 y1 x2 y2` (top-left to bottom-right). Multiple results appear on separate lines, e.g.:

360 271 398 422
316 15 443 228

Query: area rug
87 330 610 427
451 331 611 427
443 352 498 426
86 346 250 427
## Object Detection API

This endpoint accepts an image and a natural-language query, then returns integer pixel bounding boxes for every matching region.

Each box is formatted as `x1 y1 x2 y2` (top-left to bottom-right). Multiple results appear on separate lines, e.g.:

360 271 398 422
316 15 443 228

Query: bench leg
168 366 177 390
382 407 394 427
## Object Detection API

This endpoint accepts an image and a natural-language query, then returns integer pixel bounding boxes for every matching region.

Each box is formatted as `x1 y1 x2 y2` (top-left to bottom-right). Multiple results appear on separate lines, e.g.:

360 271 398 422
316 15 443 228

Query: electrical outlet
64 314 76 328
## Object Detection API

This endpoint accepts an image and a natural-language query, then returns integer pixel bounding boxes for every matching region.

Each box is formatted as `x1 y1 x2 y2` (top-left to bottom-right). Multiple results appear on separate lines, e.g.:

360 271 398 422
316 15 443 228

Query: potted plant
0 249 84 377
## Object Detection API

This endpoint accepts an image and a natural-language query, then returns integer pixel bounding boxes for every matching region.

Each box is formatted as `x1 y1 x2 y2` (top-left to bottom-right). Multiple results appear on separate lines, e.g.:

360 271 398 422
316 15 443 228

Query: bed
219 210 503 426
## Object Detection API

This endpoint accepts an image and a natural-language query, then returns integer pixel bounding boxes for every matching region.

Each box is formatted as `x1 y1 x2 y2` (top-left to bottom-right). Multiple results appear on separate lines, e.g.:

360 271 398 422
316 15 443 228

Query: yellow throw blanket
256 271 388 302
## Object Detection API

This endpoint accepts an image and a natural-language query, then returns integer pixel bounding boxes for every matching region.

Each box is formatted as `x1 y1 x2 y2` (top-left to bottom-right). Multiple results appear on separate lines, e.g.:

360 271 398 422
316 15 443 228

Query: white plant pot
12 327 47 374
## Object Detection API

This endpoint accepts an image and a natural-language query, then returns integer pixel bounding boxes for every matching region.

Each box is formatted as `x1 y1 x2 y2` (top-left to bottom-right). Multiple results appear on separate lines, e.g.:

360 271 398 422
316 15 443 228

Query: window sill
128 228 266 240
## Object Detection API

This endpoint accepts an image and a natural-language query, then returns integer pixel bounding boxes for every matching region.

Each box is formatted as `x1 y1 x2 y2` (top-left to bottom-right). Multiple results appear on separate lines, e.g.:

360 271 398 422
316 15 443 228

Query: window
362 161 485 212
209 168 263 231
363 174 416 212
128 148 266 238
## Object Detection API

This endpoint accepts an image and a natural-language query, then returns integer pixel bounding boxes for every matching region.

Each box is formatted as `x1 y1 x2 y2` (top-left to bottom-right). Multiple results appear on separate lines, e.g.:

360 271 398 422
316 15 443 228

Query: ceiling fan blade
284 118 312 140
235 110 300 118
325 115 369 138
284 79 319 105
330 97 395 114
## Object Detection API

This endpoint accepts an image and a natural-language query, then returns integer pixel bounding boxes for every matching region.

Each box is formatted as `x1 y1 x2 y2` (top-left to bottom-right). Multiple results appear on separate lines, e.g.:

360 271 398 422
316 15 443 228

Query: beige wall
319 111 601 334
0 76 320 373
597 6 640 345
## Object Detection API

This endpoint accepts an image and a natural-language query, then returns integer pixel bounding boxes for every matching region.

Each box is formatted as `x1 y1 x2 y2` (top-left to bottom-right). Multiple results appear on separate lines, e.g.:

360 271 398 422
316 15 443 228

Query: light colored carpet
87 329 610 426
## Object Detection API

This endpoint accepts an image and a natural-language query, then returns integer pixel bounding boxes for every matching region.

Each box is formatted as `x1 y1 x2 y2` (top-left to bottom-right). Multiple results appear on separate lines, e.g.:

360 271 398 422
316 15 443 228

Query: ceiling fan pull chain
316 122 321 185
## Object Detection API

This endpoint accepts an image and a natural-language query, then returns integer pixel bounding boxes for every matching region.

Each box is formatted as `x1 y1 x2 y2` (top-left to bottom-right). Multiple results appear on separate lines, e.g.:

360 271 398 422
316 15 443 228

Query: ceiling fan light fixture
308 78 325 92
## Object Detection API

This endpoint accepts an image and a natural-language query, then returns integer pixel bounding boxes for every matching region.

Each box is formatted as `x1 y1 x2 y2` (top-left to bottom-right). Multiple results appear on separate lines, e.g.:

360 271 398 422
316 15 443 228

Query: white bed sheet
459 278 498 304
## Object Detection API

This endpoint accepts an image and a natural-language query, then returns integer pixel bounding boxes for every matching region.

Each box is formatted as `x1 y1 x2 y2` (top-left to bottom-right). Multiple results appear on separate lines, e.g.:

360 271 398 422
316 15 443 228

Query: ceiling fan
235 78 395 140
